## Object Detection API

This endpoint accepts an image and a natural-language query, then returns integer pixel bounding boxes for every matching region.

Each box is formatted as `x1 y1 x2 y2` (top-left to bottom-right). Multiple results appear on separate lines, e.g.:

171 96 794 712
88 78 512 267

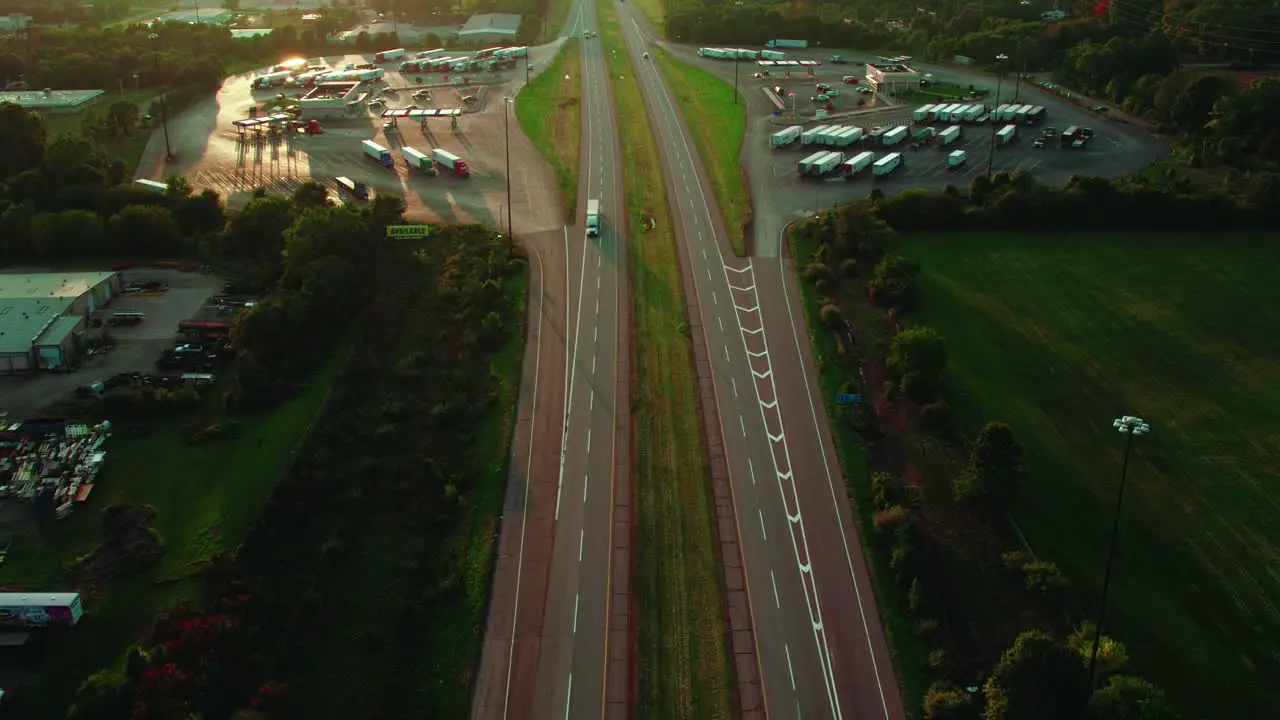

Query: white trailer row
915 102 989 124
756 59 821 68
698 47 762 60
793 124 865 147
992 104 1045 123
796 149 905 178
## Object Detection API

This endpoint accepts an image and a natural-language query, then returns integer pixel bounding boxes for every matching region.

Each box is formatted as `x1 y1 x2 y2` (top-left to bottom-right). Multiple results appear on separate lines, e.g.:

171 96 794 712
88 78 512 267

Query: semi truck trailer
810 151 843 176
401 147 437 175
797 150 828 175
882 126 908 146
842 151 875 176
432 148 471 176
801 125 831 145
760 49 786 61
938 125 961 145
374 48 407 62
948 150 967 168
586 199 601 236
996 124 1017 145
362 140 394 167
913 104 935 123
766 39 808 49
872 153 902 177
771 126 802 147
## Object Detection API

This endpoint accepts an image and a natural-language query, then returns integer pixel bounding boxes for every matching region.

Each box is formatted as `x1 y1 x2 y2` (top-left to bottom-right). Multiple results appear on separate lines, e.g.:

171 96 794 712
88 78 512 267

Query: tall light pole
734 54 740 105
984 53 1007 181
1013 55 1028 103
1087 415 1151 692
502 96 514 259
148 33 173 161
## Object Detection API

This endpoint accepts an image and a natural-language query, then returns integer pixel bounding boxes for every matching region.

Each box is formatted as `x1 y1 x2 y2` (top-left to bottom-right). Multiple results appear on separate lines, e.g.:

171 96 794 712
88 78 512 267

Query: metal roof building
0 272 119 373
457 13 521 44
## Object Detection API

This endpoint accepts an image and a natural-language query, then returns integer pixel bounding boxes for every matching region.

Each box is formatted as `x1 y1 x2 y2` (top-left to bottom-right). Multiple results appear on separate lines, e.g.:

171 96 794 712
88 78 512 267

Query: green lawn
0 346 347 716
516 39 582 219
633 0 665 29
656 51 750 256
900 232 1280 720
789 230 928 717
599 2 733 717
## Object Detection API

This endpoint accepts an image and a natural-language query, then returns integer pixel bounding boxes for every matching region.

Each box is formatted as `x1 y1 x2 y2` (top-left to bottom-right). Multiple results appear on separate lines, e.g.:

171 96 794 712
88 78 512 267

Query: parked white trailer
882 126 908 146
811 151 844 176
938 125 961 145
948 150 967 168
801 125 831 145
416 48 447 60
931 104 956 122
761 49 786 61
819 126 848 145
844 126 865 143
831 126 860 147
913 104 936 123
993 104 1011 121
798 151 828 175
1014 105 1031 123
401 147 437 175
872 152 902 177
950 104 972 122
771 126 802 147
375 48 407 62
997 124 1017 144
842 151 876 175
253 71 292 89
355 68 385 81
963 105 984 122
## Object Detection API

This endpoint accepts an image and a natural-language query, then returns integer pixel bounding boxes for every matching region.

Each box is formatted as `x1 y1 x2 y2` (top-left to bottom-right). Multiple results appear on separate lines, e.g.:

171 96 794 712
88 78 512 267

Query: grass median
655 51 750 256
598 2 734 717
516 39 583 219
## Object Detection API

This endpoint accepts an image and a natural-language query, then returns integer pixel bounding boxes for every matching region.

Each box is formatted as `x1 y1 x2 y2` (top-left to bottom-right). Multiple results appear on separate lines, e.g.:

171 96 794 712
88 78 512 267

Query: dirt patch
70 505 165 589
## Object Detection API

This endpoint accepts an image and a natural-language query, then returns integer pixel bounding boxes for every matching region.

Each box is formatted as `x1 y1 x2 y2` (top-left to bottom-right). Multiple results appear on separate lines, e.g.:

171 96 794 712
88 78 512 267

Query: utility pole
503 97 514 259
734 54 740 104
1013 55 1027 103
149 33 173 162
985 53 1007 180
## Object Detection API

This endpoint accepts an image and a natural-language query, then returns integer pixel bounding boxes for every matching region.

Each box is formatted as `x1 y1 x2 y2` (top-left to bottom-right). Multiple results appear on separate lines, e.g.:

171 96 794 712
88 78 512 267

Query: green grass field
599 2 733 717
516 39 582 219
633 0 665 29
900 232 1280 719
656 51 750 256
0 346 347 716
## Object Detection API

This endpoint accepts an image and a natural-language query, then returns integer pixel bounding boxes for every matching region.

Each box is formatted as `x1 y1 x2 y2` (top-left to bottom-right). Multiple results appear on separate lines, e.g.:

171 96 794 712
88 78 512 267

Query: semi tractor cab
586 199 601 236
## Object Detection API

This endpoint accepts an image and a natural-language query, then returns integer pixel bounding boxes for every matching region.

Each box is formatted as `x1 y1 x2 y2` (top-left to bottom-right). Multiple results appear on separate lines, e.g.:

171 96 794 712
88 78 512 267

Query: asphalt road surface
623 9 907 720
471 0 632 716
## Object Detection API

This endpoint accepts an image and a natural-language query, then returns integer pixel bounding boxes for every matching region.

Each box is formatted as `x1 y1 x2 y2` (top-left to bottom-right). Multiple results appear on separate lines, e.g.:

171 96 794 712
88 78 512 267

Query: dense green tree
107 204 182 256
0 101 47 180
1090 675 1179 720
984 631 1089 720
887 326 946 403
953 421 1023 511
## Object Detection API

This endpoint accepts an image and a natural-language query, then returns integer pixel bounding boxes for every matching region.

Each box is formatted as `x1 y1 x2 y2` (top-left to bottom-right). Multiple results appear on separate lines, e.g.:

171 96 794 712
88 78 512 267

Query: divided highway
617 5 907 719
471 0 631 716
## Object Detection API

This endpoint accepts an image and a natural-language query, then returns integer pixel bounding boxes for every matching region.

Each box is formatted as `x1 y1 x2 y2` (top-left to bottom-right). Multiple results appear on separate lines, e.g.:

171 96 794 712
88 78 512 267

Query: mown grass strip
788 229 928 718
655 50 750 257
633 0 666 29
597 2 733 717
516 39 583 219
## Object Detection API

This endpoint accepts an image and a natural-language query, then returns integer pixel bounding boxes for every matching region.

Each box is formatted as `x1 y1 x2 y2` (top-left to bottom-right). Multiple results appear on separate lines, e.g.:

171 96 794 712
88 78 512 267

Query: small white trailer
997 124 1017 145
811 151 844 176
949 104 971 123
761 49 786 61
842 150 876 176
819 126 847 146
938 125 961 145
801 125 831 145
798 151 828 175
771 126 803 147
947 150 967 168
831 126 860 147
913 104 936 123
963 105 984 122
872 152 902 177
993 104 1012 121
882 126 908 146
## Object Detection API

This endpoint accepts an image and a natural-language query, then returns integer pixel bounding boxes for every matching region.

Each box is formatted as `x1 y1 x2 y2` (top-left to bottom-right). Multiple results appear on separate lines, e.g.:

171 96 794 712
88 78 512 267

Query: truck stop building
0 272 119 374
865 62 922 94
457 13 521 45
0 89 105 115
298 81 362 119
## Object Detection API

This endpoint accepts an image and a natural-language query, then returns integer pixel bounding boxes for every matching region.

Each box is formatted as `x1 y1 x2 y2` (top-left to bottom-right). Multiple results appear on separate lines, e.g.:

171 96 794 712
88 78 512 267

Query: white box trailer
993 104 1012 121
761 49 786 61
950 104 972 122
801 125 831 145
948 150 967 167
401 147 436 174
1014 105 1031 123
913 104 936 123
842 150 875 175
771 126 802 147
872 152 902 176
963 105 984 121
819 126 847 145
844 126 865 143
932 104 955 122
811 151 844 175
355 68 385 81
938 125 961 145
798 151 828 175
253 71 292 89
997 124 1017 144
831 127 860 147
882 126 908 146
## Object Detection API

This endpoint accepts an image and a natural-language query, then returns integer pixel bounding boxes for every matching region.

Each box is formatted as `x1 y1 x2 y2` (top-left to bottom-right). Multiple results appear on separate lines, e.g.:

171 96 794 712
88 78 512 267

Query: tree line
790 183 1185 719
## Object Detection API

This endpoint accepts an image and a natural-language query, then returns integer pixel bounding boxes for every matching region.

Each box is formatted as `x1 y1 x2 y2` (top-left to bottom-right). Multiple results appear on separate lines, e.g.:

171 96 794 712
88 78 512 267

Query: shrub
819 303 845 330
916 618 940 640
873 504 910 534
919 401 953 436
907 576 925 615
1022 560 1070 602
923 682 975 720
927 648 952 674
870 471 907 509
839 258 859 278
803 261 835 284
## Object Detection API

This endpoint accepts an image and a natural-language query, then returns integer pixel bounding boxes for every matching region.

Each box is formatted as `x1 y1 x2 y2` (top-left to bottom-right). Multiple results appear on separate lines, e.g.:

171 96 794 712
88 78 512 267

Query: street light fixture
1086 415 1151 691
502 96 514 259
984 53 1008 181
148 33 174 162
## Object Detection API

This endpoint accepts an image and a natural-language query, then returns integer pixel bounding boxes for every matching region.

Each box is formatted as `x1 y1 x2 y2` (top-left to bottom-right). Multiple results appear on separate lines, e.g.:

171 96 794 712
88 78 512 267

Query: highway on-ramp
618 6 907 719
471 0 632 717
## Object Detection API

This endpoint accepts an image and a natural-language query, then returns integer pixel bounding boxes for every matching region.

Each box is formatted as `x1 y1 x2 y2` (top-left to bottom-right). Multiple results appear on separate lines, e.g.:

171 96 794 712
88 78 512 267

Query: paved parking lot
136 48 565 234
0 270 219 419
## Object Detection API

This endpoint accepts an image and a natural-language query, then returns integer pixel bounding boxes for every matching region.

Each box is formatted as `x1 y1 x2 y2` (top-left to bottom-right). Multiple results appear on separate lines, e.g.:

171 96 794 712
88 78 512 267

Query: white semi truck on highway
586 199 601 237
766 39 808 49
